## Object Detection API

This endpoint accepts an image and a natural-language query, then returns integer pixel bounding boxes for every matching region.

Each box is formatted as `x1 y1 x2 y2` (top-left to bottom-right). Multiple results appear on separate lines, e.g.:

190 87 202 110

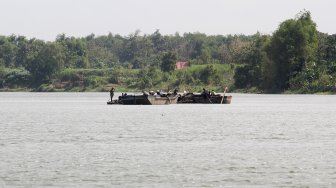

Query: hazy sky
1 0 335 41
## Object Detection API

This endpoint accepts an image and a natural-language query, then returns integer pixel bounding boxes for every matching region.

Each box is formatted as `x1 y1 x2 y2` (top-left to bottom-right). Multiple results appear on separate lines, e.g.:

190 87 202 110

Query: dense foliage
234 11 336 93
0 10 335 93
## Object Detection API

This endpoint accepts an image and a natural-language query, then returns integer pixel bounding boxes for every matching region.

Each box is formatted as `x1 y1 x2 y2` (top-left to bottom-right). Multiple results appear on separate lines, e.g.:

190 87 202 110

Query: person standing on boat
173 88 178 95
110 87 115 101
202 88 209 98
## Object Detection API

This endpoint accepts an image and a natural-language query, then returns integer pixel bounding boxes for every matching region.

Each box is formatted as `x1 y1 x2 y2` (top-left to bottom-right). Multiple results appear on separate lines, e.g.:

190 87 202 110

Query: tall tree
0 36 17 67
25 42 65 82
234 35 270 89
151 29 165 53
266 10 318 91
161 52 177 72
56 34 89 68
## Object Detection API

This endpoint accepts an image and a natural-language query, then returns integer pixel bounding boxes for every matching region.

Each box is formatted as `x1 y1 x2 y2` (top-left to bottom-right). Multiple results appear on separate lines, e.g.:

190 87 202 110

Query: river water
0 92 335 188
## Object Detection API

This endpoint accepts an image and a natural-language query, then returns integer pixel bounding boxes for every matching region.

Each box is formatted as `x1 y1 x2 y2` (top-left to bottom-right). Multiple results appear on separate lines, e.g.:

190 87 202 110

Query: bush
58 69 82 82
3 68 31 87
36 84 55 92
84 76 106 87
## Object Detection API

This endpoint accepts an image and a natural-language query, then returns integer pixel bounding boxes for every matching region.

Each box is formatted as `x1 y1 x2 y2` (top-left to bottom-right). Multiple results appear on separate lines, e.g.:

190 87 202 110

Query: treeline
0 26 248 91
0 10 335 93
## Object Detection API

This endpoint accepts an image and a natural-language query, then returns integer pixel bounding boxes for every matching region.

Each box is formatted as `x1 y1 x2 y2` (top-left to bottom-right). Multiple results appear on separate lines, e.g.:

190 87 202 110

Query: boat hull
107 94 178 105
177 93 232 104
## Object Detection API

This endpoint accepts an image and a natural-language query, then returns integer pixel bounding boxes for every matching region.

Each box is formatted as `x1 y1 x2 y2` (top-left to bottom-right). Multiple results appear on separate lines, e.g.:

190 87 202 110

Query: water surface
0 93 335 187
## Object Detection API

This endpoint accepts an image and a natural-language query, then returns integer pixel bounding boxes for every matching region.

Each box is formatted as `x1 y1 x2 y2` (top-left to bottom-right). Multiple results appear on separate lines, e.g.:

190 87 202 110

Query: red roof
175 61 188 70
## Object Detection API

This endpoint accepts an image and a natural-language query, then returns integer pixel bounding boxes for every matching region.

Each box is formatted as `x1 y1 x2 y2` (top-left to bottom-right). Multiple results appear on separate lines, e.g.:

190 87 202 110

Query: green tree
14 36 29 68
56 34 89 68
266 10 318 91
0 36 17 67
233 34 269 89
184 32 206 59
234 65 251 88
0 59 5 79
200 64 216 84
85 33 118 68
160 52 177 72
200 47 211 64
151 29 165 53
25 42 65 82
317 33 336 63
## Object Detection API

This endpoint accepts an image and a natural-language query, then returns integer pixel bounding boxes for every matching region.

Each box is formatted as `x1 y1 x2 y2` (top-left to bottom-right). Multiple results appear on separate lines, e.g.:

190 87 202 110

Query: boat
177 92 232 104
107 92 178 105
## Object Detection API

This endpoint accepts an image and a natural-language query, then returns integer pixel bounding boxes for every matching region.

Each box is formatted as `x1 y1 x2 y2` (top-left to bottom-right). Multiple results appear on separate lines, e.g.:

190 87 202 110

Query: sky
1 0 335 41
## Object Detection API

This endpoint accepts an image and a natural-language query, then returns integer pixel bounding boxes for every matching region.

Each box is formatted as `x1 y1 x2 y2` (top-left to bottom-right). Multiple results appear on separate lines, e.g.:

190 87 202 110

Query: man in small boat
109 87 115 101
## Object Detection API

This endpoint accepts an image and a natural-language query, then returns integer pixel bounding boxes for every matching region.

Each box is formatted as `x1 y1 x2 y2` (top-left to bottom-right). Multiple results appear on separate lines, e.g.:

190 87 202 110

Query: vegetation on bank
0 10 335 93
0 64 233 92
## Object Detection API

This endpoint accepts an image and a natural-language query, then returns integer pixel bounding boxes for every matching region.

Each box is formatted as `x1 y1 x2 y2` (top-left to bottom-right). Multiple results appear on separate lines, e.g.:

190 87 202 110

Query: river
0 92 335 187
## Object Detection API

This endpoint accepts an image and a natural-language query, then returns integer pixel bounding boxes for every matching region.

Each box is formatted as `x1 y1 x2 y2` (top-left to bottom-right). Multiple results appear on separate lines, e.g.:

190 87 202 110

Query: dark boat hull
107 94 178 105
177 93 232 104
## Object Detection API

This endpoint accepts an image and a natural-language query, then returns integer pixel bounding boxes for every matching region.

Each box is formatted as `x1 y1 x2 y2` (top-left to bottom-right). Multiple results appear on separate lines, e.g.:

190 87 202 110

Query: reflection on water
0 93 336 187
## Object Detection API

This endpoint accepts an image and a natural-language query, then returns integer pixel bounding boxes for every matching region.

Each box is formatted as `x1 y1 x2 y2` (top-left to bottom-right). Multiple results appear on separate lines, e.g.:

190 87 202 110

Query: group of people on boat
109 87 179 101
110 87 222 101
108 86 231 104
201 88 217 99
109 86 227 101
148 88 178 97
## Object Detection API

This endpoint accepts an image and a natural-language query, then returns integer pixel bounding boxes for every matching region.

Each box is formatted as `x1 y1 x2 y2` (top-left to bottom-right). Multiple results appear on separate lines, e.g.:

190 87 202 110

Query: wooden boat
107 92 178 105
177 93 232 104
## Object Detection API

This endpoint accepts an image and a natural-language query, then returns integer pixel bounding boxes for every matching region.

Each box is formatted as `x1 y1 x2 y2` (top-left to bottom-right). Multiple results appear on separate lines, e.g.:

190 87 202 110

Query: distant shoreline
1 87 335 95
